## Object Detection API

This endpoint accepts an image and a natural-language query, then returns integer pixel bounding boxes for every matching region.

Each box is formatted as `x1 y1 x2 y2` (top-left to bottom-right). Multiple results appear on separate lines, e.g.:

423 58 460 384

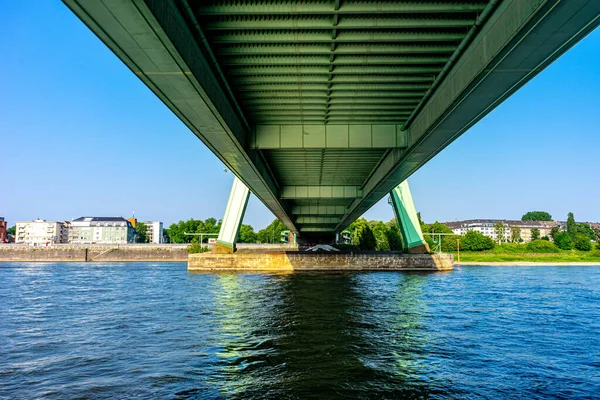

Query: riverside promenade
0 243 297 263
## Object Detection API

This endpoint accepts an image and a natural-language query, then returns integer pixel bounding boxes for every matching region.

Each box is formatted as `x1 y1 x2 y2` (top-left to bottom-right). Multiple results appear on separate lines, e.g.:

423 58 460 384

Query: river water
1 263 599 399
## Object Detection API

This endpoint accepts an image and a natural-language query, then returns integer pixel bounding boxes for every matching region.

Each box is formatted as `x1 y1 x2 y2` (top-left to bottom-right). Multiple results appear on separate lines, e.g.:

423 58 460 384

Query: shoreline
457 261 600 266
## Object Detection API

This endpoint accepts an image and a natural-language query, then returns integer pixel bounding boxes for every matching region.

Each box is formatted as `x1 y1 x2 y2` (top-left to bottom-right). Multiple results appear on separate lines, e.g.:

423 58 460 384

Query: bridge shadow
196 272 454 399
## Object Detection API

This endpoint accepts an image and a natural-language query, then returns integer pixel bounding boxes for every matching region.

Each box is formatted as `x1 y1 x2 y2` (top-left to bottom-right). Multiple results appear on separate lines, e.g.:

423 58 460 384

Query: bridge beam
291 205 346 216
338 0 600 231
62 0 298 234
215 177 250 253
389 181 429 254
250 124 407 149
281 186 361 199
295 216 341 225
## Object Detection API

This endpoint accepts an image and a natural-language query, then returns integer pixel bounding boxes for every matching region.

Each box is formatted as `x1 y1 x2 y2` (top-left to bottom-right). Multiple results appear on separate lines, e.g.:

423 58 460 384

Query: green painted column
389 180 430 254
215 176 250 253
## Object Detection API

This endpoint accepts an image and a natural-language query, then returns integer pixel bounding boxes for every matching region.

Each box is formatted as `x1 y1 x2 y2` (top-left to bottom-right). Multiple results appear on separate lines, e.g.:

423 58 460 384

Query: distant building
445 219 561 243
69 217 134 244
143 221 163 244
0 217 7 243
15 219 69 245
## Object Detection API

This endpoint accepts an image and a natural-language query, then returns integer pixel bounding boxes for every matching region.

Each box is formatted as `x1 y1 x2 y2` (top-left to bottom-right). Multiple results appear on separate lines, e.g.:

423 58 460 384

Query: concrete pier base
188 252 454 272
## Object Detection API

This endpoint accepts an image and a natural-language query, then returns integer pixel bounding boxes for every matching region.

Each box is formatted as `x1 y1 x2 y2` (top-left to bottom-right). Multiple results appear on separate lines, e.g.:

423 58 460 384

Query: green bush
492 243 525 253
554 232 573 250
186 243 210 254
541 236 550 241
356 224 377 251
573 234 592 251
461 230 495 251
441 235 461 252
526 240 560 253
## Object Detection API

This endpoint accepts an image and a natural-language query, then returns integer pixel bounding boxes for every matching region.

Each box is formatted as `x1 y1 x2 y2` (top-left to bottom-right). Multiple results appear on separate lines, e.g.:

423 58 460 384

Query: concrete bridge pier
213 176 250 254
389 180 430 254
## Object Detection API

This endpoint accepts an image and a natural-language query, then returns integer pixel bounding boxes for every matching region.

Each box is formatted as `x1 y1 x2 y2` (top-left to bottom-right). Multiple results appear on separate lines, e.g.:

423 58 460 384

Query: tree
531 228 540 241
573 234 592 251
550 226 561 241
567 212 577 238
385 220 403 251
510 226 521 243
257 219 287 243
7 226 16 236
494 221 506 242
521 211 552 221
370 220 390 251
554 232 573 250
356 223 377 251
238 224 257 243
462 230 495 251
135 222 148 243
576 223 595 241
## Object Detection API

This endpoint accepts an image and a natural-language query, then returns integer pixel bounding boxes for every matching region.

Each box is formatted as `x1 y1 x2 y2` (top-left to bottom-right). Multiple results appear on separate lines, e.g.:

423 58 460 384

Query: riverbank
0 243 300 262
450 249 600 264
457 261 600 266
0 245 189 262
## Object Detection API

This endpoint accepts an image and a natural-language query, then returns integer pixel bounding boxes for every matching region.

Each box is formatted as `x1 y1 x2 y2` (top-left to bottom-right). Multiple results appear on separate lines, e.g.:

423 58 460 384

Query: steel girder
63 0 600 237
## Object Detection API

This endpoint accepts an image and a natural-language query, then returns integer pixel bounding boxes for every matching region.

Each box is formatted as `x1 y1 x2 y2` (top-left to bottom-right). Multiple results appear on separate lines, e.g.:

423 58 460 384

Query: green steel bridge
63 0 600 251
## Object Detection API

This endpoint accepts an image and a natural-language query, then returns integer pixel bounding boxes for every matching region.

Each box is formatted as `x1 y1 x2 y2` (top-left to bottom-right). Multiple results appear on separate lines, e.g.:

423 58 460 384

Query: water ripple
0 263 599 398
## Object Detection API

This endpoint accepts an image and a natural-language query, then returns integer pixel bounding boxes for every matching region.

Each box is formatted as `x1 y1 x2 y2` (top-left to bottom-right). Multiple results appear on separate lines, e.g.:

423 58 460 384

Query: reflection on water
1 263 600 399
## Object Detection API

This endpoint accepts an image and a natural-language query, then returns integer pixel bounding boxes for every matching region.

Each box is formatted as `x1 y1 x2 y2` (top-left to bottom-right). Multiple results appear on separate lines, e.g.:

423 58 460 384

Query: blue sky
2 3 599 229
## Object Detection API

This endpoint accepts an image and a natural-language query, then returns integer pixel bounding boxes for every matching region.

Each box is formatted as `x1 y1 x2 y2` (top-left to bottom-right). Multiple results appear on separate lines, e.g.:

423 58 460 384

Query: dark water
1 263 599 399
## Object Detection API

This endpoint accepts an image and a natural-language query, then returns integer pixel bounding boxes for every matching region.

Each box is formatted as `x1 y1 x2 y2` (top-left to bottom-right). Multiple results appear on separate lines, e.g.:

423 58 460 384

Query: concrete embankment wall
0 246 188 262
189 252 454 272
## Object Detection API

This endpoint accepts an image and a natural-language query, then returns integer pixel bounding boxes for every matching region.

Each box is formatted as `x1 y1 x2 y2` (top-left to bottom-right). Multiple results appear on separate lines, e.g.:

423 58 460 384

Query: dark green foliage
594 228 600 243
335 244 360 252
385 221 403 251
554 232 573 250
550 226 560 241
238 224 257 243
186 243 209 254
7 226 16 235
541 236 550 241
257 219 287 243
566 212 577 238
521 211 552 221
531 228 540 241
370 220 390 250
441 235 461 252
135 222 148 243
576 223 595 241
167 218 221 243
461 230 495 251
573 234 592 251
526 240 560 253
352 219 377 251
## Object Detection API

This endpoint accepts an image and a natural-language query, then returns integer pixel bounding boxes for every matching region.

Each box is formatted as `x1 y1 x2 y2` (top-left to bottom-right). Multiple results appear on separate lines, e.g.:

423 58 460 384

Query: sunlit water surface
1 263 599 399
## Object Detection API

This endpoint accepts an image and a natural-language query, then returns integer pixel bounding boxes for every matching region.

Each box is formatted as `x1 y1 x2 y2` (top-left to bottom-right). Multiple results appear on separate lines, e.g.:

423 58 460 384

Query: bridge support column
214 176 250 254
389 180 430 254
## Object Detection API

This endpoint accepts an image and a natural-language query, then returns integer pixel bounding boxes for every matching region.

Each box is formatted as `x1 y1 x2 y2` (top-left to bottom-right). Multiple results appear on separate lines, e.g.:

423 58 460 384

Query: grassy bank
450 248 600 263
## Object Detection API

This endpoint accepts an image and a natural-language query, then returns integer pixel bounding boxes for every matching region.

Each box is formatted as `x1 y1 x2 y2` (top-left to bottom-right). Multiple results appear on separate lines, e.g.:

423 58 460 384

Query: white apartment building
445 219 560 243
70 217 134 244
15 219 69 246
143 221 164 244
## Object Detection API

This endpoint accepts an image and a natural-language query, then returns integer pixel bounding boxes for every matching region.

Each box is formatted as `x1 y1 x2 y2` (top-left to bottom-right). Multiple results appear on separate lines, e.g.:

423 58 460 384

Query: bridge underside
64 0 600 238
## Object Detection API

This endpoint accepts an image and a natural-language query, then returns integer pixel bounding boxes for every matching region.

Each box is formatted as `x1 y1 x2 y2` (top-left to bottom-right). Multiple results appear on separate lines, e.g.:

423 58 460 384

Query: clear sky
2 3 599 229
